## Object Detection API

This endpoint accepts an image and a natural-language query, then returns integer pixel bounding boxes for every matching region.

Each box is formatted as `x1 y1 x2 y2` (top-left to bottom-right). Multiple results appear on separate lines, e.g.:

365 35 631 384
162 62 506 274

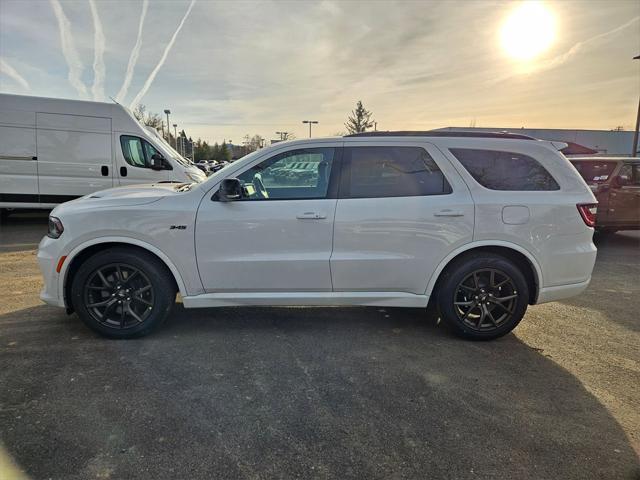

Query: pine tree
344 100 374 134
219 142 231 161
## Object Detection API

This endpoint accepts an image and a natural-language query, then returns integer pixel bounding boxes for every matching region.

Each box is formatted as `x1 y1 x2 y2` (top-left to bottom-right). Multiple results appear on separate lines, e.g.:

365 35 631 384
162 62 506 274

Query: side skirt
182 291 430 309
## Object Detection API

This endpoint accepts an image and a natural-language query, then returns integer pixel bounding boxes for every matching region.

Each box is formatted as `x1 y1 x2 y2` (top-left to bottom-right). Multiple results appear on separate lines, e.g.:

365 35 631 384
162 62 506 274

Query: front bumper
37 235 66 308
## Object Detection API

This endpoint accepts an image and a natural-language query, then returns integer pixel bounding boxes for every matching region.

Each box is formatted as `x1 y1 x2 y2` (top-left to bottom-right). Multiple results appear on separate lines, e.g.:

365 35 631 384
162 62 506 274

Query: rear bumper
536 278 591 304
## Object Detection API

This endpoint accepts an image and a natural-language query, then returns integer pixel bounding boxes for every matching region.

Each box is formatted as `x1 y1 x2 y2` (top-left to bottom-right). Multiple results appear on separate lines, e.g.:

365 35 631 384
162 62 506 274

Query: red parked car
569 157 640 233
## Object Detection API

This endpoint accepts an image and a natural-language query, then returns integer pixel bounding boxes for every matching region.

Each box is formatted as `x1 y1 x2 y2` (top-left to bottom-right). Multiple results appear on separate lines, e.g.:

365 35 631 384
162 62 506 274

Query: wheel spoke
87 298 115 308
490 270 495 288
127 305 144 323
132 295 152 307
472 272 479 289
493 294 518 303
494 278 510 288
491 301 515 315
119 305 125 328
476 304 486 327
102 300 117 318
97 270 112 288
486 306 498 326
123 269 139 285
460 301 477 321
135 285 151 295
116 265 124 283
459 284 475 293
454 300 475 306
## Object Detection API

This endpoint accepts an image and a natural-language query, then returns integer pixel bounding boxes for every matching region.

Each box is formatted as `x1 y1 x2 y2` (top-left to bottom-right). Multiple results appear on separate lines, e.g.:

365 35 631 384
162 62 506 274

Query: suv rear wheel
436 253 529 340
70 247 176 338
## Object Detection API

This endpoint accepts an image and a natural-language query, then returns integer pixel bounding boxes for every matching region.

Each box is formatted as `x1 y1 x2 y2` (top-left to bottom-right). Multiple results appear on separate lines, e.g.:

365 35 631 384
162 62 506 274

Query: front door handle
120 166 127 177
296 212 326 220
434 210 464 217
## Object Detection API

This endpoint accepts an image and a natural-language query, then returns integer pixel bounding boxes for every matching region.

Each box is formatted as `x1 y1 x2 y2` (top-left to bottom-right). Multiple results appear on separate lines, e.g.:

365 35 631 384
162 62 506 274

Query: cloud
493 15 640 83
115 0 149 103
88 0 106 101
49 0 88 98
537 16 640 73
129 0 196 108
0 57 30 90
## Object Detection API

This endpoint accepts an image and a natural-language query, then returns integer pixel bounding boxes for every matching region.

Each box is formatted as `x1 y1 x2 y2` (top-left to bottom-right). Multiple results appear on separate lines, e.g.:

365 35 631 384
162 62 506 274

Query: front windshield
145 127 192 167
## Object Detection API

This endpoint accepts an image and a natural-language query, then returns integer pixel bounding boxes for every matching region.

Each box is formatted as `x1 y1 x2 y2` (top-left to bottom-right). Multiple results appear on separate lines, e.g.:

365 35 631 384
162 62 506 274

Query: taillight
577 203 597 228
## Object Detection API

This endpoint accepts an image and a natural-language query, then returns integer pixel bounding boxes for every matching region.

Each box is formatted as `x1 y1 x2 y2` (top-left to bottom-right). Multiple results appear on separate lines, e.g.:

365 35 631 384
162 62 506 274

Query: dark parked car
569 157 640 233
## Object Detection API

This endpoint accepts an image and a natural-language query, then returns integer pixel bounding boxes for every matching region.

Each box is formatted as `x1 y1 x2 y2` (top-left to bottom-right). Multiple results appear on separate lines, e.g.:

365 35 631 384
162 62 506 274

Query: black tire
70 247 177 339
0 209 12 222
436 253 529 340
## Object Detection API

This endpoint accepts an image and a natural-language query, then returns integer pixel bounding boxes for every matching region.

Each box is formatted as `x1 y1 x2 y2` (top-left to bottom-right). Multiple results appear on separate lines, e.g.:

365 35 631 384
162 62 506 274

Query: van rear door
36 112 113 204
0 109 39 206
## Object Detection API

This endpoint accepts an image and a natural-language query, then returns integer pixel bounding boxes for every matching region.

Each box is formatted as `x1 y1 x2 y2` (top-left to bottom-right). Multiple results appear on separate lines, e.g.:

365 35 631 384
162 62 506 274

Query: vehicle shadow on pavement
561 231 640 332
1 304 638 480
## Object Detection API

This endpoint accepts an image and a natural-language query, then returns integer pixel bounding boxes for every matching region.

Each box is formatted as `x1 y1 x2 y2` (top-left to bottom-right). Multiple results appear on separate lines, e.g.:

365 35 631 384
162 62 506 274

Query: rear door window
570 160 617 185
450 148 559 191
341 146 452 198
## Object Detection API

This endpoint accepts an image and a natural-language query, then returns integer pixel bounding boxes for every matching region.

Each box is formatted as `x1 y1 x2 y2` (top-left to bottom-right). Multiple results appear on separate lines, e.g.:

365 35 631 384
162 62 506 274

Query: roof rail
344 130 537 140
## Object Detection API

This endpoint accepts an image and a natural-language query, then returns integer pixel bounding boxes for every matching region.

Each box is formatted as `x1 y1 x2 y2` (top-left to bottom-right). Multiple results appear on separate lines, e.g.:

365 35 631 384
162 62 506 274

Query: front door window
237 148 336 200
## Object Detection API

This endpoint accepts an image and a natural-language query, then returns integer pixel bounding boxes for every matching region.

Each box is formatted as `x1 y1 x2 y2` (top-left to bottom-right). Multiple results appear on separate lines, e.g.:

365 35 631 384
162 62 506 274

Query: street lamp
302 120 318 138
173 124 178 151
276 131 289 141
632 55 640 157
163 109 171 142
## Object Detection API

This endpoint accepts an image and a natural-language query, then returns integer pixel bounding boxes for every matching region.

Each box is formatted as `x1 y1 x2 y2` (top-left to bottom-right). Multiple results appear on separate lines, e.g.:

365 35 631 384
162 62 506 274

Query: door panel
195 144 340 293
330 142 474 294
608 164 640 226
196 199 337 292
36 113 113 200
0 110 38 203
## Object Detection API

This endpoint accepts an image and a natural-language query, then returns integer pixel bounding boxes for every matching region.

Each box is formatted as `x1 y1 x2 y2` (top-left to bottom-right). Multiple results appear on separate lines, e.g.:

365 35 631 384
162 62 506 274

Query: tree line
133 100 377 162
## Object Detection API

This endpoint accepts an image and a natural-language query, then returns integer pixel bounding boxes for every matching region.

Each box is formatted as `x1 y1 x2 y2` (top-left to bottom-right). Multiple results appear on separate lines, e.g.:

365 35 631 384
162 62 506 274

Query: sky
1 0 639 144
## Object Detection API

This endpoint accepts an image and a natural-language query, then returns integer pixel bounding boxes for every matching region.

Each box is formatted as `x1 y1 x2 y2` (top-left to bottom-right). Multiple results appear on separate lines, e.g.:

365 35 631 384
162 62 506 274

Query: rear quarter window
450 148 559 191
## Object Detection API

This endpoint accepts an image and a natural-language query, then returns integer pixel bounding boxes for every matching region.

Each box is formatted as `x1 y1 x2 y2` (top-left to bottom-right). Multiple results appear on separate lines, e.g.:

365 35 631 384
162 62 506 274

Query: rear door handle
434 210 464 217
101 165 109 176
296 212 326 220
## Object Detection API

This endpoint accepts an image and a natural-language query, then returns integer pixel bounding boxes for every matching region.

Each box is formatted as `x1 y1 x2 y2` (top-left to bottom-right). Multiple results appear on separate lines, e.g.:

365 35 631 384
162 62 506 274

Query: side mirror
150 153 165 171
218 178 242 201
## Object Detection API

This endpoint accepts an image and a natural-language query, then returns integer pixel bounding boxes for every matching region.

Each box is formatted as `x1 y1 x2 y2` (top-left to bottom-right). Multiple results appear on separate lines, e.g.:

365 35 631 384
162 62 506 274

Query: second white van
0 94 206 212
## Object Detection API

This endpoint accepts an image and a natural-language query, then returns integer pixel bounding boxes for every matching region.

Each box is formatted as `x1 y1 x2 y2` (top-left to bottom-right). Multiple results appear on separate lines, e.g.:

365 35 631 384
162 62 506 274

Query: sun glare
500 1 556 61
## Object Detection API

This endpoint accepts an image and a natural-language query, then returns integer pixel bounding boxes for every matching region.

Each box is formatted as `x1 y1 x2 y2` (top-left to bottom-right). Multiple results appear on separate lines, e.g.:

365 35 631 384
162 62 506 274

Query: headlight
47 216 64 239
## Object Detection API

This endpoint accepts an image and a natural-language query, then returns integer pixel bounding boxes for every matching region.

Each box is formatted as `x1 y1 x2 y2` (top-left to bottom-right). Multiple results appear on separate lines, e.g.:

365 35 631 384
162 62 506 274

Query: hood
53 183 193 215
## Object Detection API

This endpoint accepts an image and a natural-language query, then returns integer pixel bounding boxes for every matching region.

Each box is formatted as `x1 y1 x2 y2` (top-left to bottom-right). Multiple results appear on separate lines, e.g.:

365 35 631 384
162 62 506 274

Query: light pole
632 55 640 157
173 124 178 151
163 109 171 142
302 120 318 138
276 131 289 141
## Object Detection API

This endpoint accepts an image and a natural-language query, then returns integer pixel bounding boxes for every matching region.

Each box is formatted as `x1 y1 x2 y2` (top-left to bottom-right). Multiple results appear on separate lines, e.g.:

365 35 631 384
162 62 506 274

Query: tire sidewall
71 248 175 338
437 254 529 340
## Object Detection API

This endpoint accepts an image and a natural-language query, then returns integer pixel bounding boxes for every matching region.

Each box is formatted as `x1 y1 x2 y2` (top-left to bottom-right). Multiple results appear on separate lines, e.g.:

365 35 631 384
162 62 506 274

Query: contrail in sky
49 0 88 98
0 57 30 90
89 0 106 101
130 0 196 108
116 0 149 103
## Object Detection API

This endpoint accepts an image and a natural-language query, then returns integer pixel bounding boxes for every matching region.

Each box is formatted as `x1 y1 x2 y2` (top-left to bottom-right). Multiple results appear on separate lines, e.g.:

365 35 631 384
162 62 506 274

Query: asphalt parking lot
0 212 638 480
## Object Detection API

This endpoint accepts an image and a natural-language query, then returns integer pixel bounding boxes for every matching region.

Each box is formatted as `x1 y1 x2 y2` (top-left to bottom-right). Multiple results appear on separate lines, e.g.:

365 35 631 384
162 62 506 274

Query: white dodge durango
38 131 598 340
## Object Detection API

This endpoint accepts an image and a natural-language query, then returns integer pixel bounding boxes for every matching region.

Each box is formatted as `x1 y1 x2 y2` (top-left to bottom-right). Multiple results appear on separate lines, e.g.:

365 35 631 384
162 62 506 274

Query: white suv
37 132 598 340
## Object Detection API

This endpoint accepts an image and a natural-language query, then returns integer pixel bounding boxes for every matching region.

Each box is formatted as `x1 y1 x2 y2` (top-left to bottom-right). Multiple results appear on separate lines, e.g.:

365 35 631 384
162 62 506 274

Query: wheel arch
60 237 187 309
425 241 543 305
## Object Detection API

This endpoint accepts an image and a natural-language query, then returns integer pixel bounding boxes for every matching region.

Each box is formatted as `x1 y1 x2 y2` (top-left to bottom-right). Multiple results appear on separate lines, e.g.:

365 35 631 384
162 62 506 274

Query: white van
0 93 206 212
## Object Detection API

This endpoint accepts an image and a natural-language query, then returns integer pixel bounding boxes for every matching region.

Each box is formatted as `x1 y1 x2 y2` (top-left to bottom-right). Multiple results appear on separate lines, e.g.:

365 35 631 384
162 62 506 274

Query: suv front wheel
70 247 177 338
437 253 529 340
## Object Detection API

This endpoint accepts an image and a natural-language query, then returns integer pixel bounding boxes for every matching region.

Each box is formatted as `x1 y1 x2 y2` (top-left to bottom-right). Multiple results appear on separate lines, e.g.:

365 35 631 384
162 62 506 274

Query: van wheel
70 247 176 339
436 254 529 340
0 209 13 222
